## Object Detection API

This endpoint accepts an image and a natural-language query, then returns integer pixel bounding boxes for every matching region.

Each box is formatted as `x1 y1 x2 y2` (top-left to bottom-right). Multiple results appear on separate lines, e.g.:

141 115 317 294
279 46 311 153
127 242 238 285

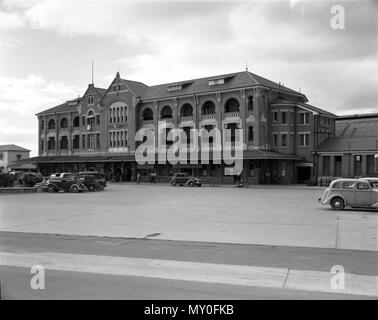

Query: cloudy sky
0 0 377 155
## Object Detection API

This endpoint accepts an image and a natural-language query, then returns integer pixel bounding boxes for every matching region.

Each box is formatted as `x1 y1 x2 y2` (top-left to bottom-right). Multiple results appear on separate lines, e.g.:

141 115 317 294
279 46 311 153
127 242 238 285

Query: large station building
30 70 342 184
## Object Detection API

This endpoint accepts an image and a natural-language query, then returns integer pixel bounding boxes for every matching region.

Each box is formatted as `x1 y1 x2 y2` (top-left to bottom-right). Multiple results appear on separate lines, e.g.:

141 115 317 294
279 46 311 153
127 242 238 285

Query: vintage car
76 171 106 190
78 174 103 192
318 178 378 210
46 172 85 193
170 173 202 187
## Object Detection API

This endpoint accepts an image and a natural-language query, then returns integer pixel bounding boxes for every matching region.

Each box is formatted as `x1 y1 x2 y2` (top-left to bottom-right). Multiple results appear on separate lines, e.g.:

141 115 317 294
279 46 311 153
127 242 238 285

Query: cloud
0 10 26 30
0 0 377 154
0 74 80 155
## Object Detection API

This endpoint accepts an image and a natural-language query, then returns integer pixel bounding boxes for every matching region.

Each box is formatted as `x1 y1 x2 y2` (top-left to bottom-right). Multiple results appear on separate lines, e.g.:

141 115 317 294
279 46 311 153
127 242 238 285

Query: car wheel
88 184 96 192
70 185 79 193
331 197 345 211
47 185 55 193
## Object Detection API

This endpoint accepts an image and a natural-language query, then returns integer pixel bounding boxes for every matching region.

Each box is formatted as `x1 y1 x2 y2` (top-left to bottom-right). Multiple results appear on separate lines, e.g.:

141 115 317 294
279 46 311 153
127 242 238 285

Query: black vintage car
79 175 103 192
170 173 202 187
76 171 106 190
45 173 85 193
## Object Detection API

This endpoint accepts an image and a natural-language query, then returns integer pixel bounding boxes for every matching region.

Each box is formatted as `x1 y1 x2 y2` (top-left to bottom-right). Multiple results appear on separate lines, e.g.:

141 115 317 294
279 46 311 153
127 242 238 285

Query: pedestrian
152 171 157 183
137 172 141 184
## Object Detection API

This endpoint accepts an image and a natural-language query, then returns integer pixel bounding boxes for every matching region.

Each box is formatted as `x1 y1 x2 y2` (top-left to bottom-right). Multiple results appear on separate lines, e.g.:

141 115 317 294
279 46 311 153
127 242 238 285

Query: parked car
80 174 103 192
46 173 85 193
318 178 378 210
170 173 202 187
76 171 106 190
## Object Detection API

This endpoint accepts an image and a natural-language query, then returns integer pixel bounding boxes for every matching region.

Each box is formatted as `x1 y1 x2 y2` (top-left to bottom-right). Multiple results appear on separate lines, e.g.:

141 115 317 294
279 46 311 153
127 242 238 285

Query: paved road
0 184 377 251
1 232 377 299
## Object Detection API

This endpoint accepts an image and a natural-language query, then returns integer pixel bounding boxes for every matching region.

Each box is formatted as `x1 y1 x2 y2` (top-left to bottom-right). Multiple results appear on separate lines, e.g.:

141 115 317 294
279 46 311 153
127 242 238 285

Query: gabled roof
317 137 378 153
140 71 307 101
0 144 30 152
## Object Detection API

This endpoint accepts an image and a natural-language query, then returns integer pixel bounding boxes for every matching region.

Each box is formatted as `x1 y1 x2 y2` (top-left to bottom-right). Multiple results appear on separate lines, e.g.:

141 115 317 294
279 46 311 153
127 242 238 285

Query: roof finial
245 61 248 72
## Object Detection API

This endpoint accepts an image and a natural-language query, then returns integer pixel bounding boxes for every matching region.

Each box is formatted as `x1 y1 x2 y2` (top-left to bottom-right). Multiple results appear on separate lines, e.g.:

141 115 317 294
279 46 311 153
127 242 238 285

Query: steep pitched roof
121 79 149 97
140 71 307 101
0 144 30 152
94 87 107 97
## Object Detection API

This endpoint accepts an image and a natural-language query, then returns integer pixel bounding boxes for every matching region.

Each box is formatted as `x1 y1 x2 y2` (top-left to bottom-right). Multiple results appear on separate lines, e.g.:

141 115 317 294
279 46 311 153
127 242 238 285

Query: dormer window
168 84 183 92
88 96 94 105
208 78 225 86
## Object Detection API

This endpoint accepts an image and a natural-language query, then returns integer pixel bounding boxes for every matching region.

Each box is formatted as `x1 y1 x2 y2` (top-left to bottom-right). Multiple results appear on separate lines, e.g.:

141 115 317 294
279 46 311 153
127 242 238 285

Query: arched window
108 102 127 123
224 98 240 113
48 119 56 130
73 116 80 127
142 108 154 121
161 106 173 119
201 101 216 115
247 96 254 112
180 103 193 117
87 111 95 127
60 118 68 129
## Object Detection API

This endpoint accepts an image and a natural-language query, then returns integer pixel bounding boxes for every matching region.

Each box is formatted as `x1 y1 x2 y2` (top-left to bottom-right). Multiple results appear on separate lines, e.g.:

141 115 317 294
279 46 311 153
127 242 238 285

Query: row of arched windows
44 96 256 129
47 118 69 130
141 97 255 121
46 115 99 130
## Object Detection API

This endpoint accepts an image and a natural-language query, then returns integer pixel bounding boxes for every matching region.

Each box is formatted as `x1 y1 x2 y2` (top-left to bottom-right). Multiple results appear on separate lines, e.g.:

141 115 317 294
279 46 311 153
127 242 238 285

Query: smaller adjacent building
315 113 378 179
0 144 31 173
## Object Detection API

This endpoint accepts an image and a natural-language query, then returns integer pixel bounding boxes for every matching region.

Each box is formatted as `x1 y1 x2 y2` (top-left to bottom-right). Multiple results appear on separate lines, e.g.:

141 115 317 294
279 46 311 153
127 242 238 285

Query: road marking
0 251 377 297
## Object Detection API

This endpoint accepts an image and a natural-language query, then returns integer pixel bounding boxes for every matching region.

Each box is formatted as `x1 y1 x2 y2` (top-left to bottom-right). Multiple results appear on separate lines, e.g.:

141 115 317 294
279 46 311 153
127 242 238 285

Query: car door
341 181 356 207
176 174 185 184
355 181 373 207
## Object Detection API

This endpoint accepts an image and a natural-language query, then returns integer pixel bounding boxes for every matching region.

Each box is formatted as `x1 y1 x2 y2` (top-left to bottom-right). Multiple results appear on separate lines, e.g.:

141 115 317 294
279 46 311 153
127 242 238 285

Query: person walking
136 172 141 184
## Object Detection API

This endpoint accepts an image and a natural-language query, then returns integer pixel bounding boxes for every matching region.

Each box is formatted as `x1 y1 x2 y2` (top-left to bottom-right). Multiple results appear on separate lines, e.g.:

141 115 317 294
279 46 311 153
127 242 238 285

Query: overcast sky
0 0 377 155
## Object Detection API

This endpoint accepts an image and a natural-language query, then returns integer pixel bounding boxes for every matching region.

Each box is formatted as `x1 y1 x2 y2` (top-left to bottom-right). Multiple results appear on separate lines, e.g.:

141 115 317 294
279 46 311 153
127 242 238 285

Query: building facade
0 145 31 173
33 70 337 184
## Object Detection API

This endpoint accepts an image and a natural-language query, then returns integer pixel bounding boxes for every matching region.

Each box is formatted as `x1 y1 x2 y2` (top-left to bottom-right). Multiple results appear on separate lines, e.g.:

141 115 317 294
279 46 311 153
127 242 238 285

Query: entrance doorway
297 166 311 183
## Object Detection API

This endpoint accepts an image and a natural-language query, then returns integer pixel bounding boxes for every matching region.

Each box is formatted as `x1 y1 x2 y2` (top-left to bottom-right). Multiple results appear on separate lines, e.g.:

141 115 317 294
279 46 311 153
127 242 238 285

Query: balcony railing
224 111 240 119
201 114 216 121
180 116 194 123
159 117 173 123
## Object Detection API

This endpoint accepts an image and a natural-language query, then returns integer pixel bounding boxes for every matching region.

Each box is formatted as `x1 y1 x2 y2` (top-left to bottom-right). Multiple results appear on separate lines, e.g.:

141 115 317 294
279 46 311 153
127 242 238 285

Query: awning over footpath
23 150 304 164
